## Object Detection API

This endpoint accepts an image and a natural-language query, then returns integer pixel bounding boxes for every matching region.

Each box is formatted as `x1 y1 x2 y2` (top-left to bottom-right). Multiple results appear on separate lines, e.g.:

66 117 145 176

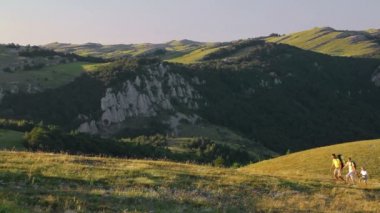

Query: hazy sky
0 0 379 45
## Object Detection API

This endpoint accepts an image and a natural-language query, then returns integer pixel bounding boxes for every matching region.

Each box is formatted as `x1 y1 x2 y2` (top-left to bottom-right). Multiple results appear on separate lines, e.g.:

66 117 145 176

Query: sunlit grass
167 46 222 64
82 62 110 72
0 62 90 90
241 139 380 184
1 139 379 212
267 27 380 57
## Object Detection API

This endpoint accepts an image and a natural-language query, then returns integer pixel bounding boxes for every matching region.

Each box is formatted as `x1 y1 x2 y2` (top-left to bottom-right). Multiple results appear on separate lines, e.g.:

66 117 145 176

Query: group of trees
0 119 35 132
183 137 252 167
19 46 107 63
22 125 255 167
123 135 254 167
23 125 173 159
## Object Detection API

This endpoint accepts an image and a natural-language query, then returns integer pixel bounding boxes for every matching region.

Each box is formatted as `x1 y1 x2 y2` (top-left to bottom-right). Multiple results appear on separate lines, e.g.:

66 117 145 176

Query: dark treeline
18 45 108 63
124 135 253 167
0 119 35 132
23 126 173 159
23 126 254 167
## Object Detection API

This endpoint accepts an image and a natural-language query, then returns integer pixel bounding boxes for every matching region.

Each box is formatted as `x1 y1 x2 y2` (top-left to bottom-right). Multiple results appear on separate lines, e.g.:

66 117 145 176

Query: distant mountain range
44 39 218 63
44 27 380 62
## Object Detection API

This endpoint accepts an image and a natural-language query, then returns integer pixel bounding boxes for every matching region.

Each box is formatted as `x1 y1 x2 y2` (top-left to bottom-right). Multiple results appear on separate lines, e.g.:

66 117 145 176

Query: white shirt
361 170 368 176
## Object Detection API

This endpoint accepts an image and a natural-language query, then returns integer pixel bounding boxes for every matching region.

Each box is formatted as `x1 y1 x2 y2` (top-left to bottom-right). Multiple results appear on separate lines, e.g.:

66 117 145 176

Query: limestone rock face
78 120 99 135
371 66 380 87
0 88 4 104
79 63 204 133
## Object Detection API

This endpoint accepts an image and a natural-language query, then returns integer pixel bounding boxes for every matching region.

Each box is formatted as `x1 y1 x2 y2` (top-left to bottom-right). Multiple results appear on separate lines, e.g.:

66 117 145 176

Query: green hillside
0 45 103 94
3 42 380 154
167 45 222 64
267 27 380 58
0 129 24 150
1 149 379 212
241 139 380 182
0 62 88 92
44 40 211 63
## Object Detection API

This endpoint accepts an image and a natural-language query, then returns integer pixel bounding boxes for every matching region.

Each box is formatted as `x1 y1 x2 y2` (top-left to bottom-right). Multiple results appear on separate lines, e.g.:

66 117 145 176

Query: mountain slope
2 41 380 154
267 27 380 58
0 45 103 98
0 129 24 150
241 139 380 182
44 40 216 63
1 150 379 212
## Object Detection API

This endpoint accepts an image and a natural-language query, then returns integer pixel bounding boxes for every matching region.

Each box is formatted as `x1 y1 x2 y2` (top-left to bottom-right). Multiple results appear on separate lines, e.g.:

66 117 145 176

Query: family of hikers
330 154 369 185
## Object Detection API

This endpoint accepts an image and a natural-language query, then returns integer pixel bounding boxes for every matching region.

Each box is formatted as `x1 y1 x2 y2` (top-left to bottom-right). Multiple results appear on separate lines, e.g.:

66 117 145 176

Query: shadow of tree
0 170 256 212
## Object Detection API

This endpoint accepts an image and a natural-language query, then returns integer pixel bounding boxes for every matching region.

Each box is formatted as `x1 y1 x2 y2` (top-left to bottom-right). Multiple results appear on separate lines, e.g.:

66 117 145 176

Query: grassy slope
0 62 89 91
166 46 222 64
45 41 221 64
0 129 24 150
45 27 380 63
241 139 380 183
176 123 276 158
0 46 19 66
1 139 379 212
267 27 380 57
45 40 211 59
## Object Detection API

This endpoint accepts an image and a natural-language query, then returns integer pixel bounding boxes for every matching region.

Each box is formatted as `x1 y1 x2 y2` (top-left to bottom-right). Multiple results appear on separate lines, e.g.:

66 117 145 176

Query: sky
0 0 379 45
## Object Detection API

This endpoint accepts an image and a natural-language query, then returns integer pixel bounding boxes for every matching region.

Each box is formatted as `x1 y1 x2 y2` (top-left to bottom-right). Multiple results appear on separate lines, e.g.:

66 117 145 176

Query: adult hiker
344 157 357 184
330 154 344 181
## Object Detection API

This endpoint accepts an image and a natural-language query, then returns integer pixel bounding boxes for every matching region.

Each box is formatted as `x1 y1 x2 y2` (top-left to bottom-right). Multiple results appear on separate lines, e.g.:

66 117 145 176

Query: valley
1 25 380 212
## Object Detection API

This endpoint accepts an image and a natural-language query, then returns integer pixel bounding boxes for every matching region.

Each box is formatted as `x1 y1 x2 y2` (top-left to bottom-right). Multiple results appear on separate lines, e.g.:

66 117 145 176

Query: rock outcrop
78 120 99 135
371 66 380 87
0 88 4 104
78 63 203 134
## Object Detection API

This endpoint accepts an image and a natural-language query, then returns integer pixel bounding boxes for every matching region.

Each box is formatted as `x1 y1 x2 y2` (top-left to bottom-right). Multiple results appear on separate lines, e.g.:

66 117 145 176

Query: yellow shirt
332 159 341 168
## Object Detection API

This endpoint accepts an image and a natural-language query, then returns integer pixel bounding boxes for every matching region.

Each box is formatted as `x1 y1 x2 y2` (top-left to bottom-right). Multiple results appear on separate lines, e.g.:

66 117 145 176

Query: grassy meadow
0 62 90 91
267 27 380 57
167 46 222 64
0 139 379 212
241 139 380 182
0 129 24 151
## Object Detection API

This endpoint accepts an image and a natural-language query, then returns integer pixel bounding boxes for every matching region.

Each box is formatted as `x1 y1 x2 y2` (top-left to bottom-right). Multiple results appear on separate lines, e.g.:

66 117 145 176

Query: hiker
359 167 369 185
344 157 357 184
330 154 344 181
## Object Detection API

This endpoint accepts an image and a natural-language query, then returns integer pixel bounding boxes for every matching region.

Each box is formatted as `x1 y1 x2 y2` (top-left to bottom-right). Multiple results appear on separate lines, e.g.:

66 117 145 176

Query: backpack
337 155 344 168
352 161 357 170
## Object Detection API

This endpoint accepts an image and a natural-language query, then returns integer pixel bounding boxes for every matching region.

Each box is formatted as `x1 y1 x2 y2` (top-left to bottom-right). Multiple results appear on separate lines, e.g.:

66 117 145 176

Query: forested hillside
2 40 380 154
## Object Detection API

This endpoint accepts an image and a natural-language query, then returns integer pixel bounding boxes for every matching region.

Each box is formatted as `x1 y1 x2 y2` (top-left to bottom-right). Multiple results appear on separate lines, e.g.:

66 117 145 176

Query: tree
213 156 225 167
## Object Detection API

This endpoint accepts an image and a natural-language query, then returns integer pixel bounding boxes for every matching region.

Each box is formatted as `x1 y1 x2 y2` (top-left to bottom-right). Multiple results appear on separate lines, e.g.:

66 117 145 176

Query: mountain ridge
2 40 380 154
42 27 380 62
266 27 380 58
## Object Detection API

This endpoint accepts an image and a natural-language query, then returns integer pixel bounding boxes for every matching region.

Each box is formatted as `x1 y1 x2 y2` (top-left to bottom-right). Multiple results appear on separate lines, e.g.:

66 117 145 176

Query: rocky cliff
78 63 203 135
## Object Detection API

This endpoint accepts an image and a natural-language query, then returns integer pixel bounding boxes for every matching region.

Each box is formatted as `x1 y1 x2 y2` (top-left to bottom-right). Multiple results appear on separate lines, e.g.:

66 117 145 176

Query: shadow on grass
0 170 255 212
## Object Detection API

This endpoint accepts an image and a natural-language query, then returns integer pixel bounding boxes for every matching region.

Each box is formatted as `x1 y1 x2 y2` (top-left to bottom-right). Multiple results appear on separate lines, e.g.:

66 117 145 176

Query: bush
184 137 253 166
23 126 173 159
213 156 225 167
0 119 35 132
